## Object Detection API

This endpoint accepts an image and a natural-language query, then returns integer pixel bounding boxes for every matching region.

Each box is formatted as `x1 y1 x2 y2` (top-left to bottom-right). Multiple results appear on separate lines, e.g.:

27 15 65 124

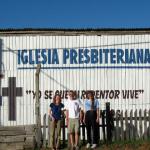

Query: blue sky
0 0 150 28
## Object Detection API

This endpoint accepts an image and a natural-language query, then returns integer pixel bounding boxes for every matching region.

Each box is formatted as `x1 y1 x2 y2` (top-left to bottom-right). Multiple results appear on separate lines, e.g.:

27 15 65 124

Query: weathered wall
0 32 150 125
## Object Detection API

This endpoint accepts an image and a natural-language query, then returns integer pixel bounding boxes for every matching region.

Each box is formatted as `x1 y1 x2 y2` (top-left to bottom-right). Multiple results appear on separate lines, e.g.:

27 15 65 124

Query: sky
0 0 150 29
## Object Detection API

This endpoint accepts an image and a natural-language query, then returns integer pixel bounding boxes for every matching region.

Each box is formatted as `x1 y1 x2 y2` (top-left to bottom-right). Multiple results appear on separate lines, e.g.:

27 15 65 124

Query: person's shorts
68 118 80 134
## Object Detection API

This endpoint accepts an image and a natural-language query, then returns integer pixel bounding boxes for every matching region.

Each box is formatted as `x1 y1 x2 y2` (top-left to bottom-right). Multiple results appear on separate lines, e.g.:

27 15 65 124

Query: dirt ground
42 140 150 150
95 141 150 150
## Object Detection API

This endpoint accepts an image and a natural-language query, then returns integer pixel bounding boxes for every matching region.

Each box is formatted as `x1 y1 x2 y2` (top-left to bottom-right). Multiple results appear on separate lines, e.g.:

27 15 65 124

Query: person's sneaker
86 143 90 149
75 145 79 150
71 145 75 150
91 144 97 149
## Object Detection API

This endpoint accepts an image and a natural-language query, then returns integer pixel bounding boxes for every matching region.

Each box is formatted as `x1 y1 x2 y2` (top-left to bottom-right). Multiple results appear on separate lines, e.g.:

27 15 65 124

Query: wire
1 41 150 52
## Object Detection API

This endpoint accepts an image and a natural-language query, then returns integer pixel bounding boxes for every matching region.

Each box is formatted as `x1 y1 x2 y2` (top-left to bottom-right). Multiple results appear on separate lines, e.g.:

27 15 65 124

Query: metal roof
0 28 150 35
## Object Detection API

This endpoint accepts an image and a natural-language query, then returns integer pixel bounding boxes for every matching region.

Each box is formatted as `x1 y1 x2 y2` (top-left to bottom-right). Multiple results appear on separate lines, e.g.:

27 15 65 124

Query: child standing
66 91 83 150
83 91 100 149
48 95 64 150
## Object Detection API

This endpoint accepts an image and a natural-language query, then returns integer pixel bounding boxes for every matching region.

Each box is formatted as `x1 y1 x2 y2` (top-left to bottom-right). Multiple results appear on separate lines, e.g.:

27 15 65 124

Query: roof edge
0 28 150 35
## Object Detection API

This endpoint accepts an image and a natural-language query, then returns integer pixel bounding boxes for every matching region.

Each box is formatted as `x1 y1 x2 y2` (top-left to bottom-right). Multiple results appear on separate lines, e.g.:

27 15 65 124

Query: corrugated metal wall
0 34 150 126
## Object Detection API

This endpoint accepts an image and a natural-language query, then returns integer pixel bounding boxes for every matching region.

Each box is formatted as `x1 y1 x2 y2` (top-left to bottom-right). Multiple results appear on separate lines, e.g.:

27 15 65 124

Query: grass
40 139 150 150
98 138 150 150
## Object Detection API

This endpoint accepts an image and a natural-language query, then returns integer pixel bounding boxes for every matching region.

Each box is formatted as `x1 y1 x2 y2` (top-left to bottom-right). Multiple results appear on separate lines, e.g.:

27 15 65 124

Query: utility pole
35 64 42 149
0 39 3 125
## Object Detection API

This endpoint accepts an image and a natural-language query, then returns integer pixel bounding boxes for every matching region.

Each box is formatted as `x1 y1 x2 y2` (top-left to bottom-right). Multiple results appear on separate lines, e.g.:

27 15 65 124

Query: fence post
43 114 47 148
62 117 66 148
149 109 150 137
130 110 133 140
125 110 129 140
116 110 120 141
134 109 138 140
48 116 51 147
35 64 42 149
139 109 142 139
144 109 147 140
101 110 106 142
120 110 124 141
106 102 111 143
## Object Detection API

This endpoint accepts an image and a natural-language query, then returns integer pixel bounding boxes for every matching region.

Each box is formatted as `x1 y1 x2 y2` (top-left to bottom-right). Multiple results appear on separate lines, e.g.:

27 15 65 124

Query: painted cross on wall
2 77 23 121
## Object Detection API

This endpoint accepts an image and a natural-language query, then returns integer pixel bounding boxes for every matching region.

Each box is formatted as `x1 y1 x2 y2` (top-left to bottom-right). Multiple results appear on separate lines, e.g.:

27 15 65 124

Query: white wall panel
0 33 150 125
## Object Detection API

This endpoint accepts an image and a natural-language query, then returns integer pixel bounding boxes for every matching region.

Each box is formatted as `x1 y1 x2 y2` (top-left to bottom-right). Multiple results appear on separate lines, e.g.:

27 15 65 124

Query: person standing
83 91 100 149
66 91 83 150
48 95 64 150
